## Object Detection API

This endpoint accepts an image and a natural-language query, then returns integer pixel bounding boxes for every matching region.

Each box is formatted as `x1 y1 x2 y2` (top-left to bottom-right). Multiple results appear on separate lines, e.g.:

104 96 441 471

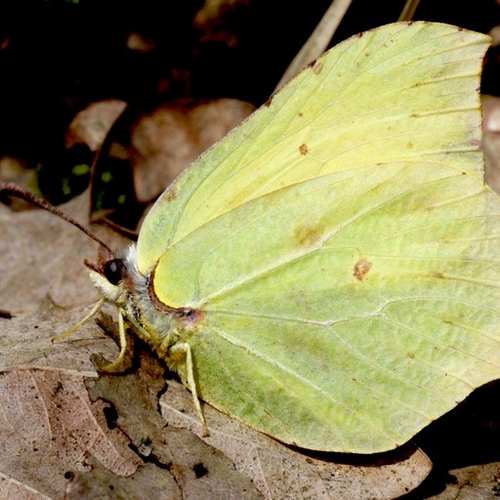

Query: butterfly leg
98 310 129 372
169 342 210 437
51 299 130 372
51 298 105 342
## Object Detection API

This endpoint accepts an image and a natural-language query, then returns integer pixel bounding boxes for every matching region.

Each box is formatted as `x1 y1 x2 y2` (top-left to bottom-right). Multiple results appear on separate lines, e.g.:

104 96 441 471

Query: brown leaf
0 190 129 314
0 300 118 375
160 378 432 499
427 461 500 499
63 457 180 500
483 95 500 194
86 351 263 500
65 100 128 152
0 369 140 499
130 98 255 203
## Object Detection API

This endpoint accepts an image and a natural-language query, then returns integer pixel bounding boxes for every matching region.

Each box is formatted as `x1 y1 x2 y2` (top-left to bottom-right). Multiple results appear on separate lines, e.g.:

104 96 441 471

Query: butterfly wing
138 22 500 453
137 22 489 273
154 161 500 452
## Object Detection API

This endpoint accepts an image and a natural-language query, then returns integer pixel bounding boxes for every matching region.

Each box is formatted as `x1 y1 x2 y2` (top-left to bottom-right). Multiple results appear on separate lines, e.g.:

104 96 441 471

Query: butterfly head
85 244 145 307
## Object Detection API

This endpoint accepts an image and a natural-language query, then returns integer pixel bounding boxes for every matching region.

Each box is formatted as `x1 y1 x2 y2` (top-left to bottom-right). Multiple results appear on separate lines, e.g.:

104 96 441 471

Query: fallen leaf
63 457 181 500
0 368 140 499
0 299 118 376
483 95 500 194
130 98 255 203
65 100 128 152
425 461 500 499
160 378 432 500
86 351 264 500
0 190 128 314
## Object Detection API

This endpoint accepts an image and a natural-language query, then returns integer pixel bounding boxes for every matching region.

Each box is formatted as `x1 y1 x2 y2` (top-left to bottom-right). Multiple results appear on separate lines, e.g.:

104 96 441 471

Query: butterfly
15 21 500 454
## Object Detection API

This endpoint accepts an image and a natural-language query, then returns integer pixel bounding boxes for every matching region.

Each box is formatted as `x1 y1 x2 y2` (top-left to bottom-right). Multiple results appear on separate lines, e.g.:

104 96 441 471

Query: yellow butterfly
7 21 499 454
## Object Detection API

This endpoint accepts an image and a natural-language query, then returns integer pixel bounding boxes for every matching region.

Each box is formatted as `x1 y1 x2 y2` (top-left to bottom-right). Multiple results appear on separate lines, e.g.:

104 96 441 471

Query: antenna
0 183 114 254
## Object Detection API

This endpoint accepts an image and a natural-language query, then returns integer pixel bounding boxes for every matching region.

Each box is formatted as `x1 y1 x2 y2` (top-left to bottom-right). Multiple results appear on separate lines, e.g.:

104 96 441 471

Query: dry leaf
0 190 129 314
0 157 39 202
0 368 141 499
160 379 432 499
65 100 128 152
63 457 180 500
1 302 262 499
490 24 500 46
130 98 255 203
86 351 263 500
426 461 500 499
483 95 500 194
0 300 118 375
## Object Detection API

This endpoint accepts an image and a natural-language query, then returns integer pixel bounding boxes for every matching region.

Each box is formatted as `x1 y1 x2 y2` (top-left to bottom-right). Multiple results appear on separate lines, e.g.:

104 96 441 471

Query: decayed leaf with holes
0 368 141 499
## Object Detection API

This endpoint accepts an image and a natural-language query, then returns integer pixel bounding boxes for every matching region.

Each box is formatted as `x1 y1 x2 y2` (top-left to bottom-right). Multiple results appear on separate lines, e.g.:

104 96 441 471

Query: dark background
0 0 498 202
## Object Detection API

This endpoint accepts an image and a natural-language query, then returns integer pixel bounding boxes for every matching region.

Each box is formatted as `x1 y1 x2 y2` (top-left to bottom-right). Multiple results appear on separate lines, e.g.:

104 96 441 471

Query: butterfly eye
104 259 126 285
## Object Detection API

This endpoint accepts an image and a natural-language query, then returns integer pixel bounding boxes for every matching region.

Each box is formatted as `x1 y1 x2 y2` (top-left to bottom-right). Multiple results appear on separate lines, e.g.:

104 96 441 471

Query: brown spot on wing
299 143 309 155
431 271 445 279
353 259 372 281
164 186 176 201
296 225 323 247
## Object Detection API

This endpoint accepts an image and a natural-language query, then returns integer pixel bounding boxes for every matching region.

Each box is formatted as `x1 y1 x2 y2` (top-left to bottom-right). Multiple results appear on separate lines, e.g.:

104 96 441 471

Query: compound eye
103 259 126 285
